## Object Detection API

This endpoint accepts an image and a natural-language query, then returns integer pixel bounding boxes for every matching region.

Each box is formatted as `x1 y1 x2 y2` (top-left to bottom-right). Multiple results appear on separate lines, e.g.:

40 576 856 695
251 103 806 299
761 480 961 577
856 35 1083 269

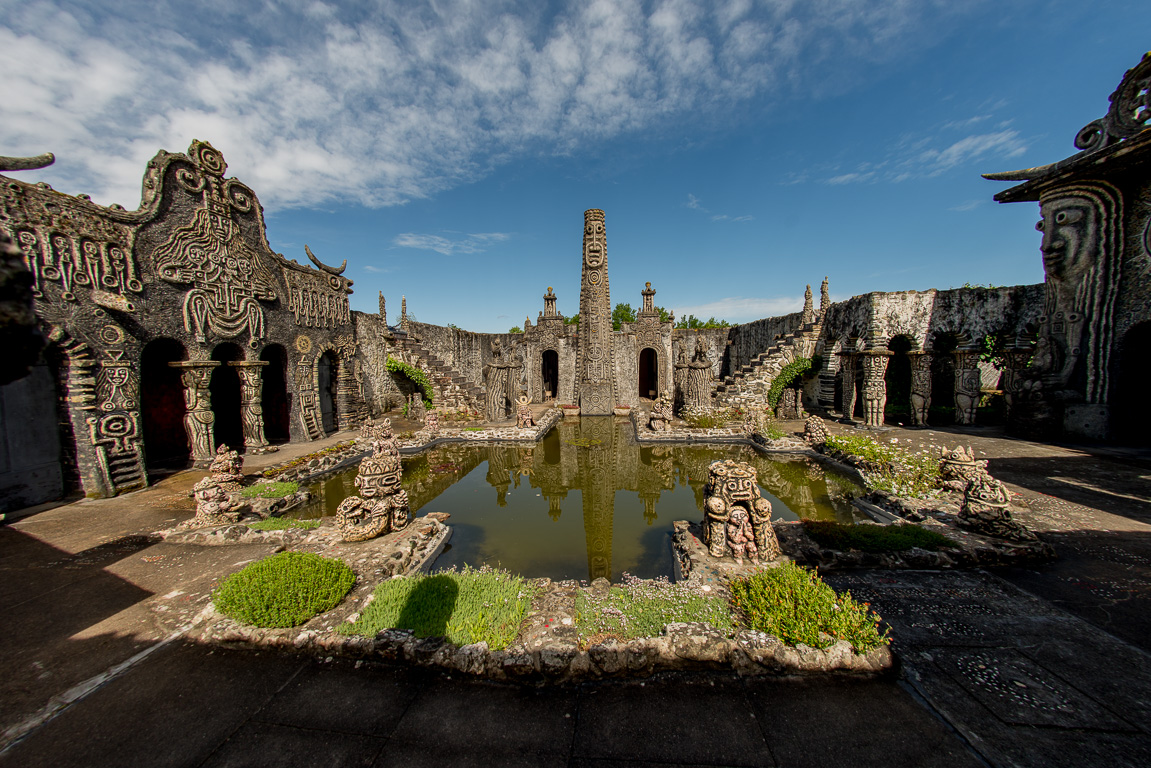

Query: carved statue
702 460 781 564
938 445 986 494
483 339 520 422
959 472 1036 542
952 350 980 426
516 395 534 428
776 388 803 420
336 429 411 542
648 392 673 431
803 415 830 446
360 419 400 458
208 444 245 492
408 393 427 422
676 336 713 414
183 475 244 529
860 352 890 428
424 410 440 436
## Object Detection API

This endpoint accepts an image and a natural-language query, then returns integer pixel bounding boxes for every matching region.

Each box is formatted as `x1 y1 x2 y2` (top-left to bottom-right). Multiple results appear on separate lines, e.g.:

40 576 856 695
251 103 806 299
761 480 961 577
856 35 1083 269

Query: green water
295 417 863 581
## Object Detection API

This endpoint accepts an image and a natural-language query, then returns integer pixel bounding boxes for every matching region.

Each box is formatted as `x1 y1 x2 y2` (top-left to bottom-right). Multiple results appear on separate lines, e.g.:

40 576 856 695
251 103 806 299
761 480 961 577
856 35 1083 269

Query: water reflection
297 417 862 581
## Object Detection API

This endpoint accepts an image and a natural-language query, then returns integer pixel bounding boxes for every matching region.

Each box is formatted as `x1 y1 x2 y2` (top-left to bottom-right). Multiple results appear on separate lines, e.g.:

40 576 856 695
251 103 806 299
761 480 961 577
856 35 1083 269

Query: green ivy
766 357 812 409
386 357 434 406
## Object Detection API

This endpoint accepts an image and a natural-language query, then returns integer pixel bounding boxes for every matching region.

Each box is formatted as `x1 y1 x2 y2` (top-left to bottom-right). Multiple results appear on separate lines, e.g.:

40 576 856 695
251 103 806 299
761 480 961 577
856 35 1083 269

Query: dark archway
260 344 291 443
44 344 80 493
541 350 559 400
210 343 244 450
141 338 189 473
1114 322 1151 445
929 332 959 426
638 347 658 399
318 350 338 434
885 335 913 425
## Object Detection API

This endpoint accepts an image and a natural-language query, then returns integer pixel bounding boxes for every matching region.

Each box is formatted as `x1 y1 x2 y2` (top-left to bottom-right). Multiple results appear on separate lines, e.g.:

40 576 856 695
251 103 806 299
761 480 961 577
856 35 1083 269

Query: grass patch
575 574 734 644
213 552 354 628
730 562 890 653
240 481 300 499
338 565 537 650
245 517 321 531
802 519 956 553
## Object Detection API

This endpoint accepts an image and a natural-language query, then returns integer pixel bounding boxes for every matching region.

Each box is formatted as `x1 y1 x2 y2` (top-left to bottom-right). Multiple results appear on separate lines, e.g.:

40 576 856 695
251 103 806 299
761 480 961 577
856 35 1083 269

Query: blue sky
2 0 1148 332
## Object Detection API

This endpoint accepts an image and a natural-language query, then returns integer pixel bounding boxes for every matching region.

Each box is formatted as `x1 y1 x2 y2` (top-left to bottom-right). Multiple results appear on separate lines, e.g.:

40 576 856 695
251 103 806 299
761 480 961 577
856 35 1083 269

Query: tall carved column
953 349 981 425
1000 346 1034 422
230 361 269 451
860 351 892 428
801 284 815 325
170 361 219 465
838 351 858 422
908 351 933 427
578 209 616 415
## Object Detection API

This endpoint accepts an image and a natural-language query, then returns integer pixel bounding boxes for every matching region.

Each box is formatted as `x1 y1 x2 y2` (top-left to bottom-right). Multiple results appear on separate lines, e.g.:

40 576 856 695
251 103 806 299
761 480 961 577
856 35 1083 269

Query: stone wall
0 362 64 514
724 312 805 376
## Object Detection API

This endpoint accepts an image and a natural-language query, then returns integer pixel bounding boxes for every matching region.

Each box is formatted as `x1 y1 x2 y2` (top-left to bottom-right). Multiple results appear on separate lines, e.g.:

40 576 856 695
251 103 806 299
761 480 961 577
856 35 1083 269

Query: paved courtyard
2 423 1150 767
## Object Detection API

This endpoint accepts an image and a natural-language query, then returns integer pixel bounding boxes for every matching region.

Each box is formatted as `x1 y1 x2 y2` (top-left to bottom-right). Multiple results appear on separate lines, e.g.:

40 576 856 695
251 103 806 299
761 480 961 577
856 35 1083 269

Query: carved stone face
1036 196 1096 281
584 220 605 267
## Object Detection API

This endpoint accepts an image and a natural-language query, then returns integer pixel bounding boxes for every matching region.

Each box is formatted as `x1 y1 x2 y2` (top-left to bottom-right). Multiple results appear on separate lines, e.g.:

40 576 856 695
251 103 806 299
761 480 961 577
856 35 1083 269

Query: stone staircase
392 336 484 413
712 320 823 409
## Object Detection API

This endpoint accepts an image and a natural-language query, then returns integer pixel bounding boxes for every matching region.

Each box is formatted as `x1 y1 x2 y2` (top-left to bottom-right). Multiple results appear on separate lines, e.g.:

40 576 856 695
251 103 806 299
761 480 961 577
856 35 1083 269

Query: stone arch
540 348 559 400
884 334 915 424
209 342 245 450
317 349 339 434
141 337 189 473
928 330 961 425
260 343 291 443
638 346 659 399
1113 321 1151 444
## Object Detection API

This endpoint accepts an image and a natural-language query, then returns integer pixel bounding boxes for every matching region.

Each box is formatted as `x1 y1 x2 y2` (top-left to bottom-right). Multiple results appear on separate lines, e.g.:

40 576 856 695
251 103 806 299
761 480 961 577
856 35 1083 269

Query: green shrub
212 552 355 628
386 357 434 406
245 517 321 531
766 357 812 409
338 565 537 650
729 562 889 652
802 520 956 552
575 574 734 644
240 481 300 499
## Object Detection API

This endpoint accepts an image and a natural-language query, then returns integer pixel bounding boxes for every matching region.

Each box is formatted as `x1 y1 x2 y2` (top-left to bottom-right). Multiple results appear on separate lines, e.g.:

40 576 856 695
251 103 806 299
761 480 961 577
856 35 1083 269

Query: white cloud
673 295 804 323
393 231 512 255
949 200 983 212
0 0 994 210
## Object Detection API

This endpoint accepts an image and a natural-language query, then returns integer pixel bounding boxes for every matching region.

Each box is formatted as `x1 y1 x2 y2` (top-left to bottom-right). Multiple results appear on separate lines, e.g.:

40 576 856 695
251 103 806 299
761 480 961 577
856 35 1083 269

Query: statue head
355 452 403 498
707 460 759 505
1036 193 1098 282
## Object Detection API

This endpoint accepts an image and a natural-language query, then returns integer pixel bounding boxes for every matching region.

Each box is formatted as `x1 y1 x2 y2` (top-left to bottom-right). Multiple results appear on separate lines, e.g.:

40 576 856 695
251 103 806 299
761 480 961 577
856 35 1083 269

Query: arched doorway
210 343 244 450
929 332 959 426
1114 322 1151 445
318 350 338 434
141 338 189 473
885 335 913 425
260 344 291 443
638 347 658 399
541 350 559 400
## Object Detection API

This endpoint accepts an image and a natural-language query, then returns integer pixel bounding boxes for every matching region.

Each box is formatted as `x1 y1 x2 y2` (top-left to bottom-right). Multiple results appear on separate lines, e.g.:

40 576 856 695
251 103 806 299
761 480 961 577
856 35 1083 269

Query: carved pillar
801 284 815 325
170 361 219 465
819 276 830 320
953 348 981 425
908 351 933 427
1000 346 1033 421
838 351 858 422
578 209 616 415
860 351 891 428
230 361 269 451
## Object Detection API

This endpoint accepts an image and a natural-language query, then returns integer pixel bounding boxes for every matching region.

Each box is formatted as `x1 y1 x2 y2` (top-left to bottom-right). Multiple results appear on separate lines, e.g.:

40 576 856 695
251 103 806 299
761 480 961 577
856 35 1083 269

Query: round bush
212 552 355 628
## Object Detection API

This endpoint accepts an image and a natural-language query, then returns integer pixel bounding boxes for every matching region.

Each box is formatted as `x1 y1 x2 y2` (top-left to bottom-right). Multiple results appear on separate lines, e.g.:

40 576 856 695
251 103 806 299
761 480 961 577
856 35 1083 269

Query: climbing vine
386 357 434 407
766 357 812 409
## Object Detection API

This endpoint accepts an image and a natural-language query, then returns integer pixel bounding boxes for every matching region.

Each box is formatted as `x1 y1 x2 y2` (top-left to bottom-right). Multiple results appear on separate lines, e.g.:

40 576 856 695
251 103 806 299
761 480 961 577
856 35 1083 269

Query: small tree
508 326 523 334
612 302 637 330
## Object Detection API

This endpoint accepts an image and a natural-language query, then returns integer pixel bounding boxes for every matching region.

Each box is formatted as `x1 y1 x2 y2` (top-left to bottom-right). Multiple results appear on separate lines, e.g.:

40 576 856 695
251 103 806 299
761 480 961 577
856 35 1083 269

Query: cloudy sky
2 0 1148 331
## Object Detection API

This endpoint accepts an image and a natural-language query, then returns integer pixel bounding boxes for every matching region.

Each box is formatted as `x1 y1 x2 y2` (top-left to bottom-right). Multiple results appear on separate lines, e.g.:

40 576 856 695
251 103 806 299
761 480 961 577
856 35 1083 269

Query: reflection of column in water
639 492 660 525
485 446 513 507
578 417 615 581
546 493 565 521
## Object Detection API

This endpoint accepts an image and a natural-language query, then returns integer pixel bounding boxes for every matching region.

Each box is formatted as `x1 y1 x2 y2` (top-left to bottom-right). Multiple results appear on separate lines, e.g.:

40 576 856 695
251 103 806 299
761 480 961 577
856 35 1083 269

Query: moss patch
240 481 299 499
575 574 733 644
245 517 321 531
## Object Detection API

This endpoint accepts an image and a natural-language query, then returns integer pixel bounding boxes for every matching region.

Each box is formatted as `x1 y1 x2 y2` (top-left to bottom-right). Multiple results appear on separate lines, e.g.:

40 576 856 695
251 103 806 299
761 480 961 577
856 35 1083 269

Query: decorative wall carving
170 361 219 463
153 141 278 347
86 412 145 493
908 351 932 427
284 267 351 328
953 349 981 425
860 351 891 427
839 350 858 421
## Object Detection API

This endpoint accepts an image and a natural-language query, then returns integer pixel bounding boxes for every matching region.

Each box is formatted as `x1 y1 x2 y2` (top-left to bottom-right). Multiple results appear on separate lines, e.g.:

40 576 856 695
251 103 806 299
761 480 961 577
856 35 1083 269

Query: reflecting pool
294 417 863 581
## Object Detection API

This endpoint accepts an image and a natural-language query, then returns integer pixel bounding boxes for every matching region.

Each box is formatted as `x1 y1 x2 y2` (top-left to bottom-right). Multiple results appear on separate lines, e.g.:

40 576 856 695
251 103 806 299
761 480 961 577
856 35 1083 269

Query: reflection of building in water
577 417 616 580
